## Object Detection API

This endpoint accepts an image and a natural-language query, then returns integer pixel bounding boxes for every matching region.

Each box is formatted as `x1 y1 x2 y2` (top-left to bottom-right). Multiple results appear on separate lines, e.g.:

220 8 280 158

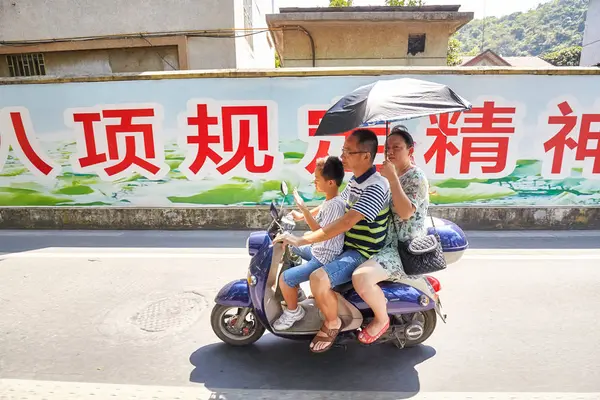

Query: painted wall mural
1 73 599 207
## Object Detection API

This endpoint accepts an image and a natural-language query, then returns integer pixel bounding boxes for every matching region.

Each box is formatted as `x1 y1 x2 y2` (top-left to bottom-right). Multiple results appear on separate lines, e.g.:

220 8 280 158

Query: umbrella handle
384 121 390 161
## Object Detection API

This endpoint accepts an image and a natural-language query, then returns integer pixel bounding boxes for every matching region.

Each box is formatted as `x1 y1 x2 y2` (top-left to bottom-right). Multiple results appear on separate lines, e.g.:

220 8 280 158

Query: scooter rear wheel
210 305 266 346
402 308 437 348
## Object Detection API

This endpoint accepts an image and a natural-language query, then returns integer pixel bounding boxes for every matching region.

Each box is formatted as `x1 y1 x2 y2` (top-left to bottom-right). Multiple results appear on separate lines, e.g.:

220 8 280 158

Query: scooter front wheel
210 305 265 346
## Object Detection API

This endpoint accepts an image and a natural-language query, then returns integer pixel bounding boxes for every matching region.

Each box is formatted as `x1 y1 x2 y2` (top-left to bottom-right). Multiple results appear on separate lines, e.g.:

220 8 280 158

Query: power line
582 38 600 48
139 34 177 71
0 28 275 47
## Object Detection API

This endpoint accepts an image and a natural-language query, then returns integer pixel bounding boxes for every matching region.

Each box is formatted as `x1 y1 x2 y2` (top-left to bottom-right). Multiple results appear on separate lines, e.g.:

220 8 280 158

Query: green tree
541 46 582 66
329 0 353 6
455 0 588 57
447 35 463 66
385 0 425 5
466 46 480 57
275 52 281 68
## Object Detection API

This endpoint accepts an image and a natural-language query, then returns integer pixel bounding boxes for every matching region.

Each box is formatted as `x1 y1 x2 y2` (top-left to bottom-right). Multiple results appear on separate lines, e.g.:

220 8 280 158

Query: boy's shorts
282 245 367 288
282 245 323 288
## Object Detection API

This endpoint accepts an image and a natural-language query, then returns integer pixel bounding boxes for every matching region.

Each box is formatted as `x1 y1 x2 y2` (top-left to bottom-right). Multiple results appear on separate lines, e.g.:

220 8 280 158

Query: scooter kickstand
392 328 406 349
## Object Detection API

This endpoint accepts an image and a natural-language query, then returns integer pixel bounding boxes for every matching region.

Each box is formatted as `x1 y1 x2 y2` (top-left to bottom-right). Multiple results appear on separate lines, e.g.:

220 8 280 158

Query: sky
275 0 552 19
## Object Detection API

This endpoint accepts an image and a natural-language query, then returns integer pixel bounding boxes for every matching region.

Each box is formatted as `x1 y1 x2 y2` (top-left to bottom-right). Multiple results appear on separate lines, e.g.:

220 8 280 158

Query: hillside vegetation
455 0 589 57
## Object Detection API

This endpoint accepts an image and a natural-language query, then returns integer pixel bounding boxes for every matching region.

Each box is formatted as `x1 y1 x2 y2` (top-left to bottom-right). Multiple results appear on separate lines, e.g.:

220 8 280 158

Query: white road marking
465 230 600 238
0 247 249 259
0 231 125 237
463 254 600 260
0 379 598 400
0 252 250 259
1 248 600 260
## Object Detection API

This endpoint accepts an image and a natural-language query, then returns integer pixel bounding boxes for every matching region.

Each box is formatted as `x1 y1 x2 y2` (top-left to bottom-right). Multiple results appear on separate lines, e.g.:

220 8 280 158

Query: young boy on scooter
273 156 346 331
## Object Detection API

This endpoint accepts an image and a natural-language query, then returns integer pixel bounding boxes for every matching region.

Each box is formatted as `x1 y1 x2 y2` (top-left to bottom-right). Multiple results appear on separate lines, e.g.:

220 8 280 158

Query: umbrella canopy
314 78 472 136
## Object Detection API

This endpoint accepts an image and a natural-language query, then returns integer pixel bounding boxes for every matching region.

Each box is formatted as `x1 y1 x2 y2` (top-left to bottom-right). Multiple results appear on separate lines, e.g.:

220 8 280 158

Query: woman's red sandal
358 320 390 345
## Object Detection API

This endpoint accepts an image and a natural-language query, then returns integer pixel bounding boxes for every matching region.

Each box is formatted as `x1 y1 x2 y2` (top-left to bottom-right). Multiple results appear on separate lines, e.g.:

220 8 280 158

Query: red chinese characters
417 100 520 179
66 104 169 181
543 100 600 179
0 107 60 178
178 100 280 179
297 104 387 179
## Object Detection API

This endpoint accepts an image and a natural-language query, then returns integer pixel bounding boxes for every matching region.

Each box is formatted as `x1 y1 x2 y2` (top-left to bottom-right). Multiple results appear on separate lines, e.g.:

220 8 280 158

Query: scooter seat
333 280 400 295
332 282 355 294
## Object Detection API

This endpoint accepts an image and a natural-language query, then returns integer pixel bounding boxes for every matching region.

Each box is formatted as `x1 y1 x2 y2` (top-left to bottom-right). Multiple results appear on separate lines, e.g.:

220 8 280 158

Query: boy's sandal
357 320 390 345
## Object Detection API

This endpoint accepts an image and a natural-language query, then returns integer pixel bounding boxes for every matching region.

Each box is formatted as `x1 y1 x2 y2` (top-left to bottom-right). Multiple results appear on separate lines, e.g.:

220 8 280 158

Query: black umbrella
314 77 472 136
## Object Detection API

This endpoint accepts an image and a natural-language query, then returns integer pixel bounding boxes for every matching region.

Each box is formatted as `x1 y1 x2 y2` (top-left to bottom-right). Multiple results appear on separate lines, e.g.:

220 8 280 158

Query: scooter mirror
270 202 278 220
280 181 289 196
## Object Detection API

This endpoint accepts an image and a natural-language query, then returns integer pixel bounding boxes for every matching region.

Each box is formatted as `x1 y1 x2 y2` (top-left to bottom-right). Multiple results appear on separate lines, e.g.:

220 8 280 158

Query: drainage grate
131 294 205 332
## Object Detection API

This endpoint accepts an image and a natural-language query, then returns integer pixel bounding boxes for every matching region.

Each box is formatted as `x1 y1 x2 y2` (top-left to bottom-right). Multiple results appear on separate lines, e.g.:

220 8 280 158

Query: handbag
391 211 447 276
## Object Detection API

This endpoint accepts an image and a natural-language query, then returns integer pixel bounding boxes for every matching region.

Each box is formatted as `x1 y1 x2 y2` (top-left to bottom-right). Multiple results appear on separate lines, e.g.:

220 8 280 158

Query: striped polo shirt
340 166 391 258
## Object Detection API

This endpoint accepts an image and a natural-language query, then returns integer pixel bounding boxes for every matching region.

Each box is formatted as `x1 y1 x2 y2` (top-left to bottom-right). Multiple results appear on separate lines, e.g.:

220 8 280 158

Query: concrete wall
281 22 451 68
187 38 237 70
581 0 600 66
0 0 234 40
105 47 180 73
233 0 276 69
1 206 599 230
0 47 180 77
43 51 113 76
0 0 240 72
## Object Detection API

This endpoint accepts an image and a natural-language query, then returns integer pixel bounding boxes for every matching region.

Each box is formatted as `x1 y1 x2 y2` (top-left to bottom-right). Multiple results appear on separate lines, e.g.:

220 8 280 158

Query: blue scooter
210 182 468 349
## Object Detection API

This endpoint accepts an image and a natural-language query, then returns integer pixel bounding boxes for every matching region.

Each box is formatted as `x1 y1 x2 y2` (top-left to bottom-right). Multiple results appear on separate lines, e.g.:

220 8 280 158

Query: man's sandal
357 319 390 345
309 320 344 353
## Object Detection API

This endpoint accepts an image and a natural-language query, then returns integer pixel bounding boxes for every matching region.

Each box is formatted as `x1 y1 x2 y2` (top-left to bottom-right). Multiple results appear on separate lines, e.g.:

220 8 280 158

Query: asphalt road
1 229 600 400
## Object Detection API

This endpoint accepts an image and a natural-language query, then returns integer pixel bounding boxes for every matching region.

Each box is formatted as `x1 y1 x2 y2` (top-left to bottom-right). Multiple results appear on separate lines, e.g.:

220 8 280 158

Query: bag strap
388 197 437 238
429 214 438 233
388 205 399 239
387 167 437 237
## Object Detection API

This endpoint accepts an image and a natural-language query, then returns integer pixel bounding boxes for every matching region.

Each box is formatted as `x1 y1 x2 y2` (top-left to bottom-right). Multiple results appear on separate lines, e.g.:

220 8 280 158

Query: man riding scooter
211 78 471 351
276 128 391 353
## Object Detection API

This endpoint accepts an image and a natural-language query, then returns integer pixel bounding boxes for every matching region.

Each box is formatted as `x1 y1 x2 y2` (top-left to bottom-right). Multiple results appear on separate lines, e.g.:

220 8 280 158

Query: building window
243 0 254 49
407 34 426 56
7 53 46 77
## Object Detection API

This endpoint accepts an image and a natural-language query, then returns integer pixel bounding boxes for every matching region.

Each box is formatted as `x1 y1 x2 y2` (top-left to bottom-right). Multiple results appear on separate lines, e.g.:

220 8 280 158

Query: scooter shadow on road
189 333 435 396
